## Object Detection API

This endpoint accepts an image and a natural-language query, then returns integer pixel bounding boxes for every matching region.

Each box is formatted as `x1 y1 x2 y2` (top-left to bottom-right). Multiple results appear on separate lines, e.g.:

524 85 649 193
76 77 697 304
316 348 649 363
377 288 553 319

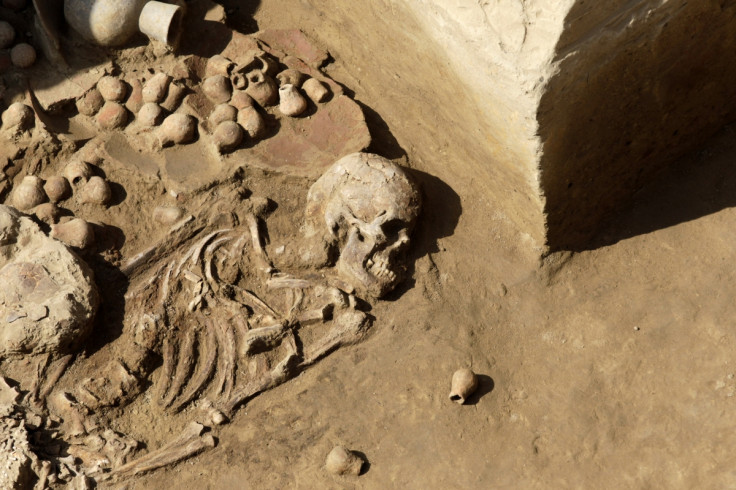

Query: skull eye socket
381 219 404 239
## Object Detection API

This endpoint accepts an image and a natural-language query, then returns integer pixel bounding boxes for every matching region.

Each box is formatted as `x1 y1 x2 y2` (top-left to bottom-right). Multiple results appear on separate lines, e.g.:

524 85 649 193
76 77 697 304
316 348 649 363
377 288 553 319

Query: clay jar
449 368 478 404
325 446 363 476
64 0 146 46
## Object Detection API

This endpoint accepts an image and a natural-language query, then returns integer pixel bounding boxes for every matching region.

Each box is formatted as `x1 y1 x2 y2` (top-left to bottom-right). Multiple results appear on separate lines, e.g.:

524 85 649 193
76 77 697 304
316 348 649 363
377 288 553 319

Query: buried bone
104 422 215 481
303 153 421 298
55 154 422 476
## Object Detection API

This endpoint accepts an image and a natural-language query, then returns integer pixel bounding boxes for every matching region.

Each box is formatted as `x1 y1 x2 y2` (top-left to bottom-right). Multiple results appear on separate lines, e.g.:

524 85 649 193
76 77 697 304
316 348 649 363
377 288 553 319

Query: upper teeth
367 257 396 281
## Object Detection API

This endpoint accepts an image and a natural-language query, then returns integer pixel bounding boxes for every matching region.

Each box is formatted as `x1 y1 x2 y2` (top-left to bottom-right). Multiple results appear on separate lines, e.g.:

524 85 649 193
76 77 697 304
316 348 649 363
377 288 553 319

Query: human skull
304 153 421 298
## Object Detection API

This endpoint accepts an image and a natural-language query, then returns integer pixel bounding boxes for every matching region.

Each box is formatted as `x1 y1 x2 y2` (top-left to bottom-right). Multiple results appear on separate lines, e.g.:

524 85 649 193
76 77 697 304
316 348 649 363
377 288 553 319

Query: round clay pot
64 0 146 46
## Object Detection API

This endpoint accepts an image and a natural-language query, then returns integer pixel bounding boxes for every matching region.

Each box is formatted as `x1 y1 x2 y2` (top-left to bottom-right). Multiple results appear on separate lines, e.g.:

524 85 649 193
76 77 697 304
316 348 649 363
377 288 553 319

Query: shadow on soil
214 0 262 34
353 450 371 475
464 375 494 405
356 95 461 302
581 124 736 251
380 161 461 302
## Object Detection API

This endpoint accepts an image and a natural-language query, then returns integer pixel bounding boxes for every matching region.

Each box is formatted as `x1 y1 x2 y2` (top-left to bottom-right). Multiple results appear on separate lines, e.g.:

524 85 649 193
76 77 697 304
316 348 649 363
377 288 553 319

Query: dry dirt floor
133 2 736 489
5 1 736 488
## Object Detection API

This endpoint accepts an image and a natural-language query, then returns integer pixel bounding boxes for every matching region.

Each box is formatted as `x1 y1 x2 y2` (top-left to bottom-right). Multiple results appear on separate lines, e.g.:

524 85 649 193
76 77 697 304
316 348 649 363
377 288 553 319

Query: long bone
174 228 232 278
223 333 299 417
266 275 312 289
121 217 201 277
244 212 272 273
159 261 176 305
301 310 370 368
104 422 215 481
26 353 50 409
241 321 290 356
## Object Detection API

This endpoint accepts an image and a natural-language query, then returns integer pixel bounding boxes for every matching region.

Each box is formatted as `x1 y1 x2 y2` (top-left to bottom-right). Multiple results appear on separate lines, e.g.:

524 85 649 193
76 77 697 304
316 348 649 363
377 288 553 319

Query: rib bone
171 323 218 412
210 317 237 400
160 328 196 408
155 336 177 402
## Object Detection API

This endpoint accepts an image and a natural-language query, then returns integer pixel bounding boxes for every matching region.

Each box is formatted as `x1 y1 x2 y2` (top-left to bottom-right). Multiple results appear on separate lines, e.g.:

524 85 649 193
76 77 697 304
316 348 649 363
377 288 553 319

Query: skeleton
42 152 421 481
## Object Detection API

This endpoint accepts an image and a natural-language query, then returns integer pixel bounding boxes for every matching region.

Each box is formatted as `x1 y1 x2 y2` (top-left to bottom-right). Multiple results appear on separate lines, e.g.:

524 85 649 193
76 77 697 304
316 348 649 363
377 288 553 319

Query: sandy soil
135 4 736 489
3 1 736 488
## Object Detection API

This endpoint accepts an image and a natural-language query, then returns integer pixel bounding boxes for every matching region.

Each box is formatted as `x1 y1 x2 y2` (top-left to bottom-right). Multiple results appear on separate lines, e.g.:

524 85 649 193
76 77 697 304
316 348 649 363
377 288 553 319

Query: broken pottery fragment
325 446 363 476
449 368 478 404
303 77 330 103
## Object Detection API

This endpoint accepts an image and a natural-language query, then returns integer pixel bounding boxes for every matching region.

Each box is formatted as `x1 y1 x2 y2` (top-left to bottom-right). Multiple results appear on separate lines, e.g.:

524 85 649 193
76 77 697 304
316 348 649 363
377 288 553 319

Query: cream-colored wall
402 0 736 250
402 0 573 200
